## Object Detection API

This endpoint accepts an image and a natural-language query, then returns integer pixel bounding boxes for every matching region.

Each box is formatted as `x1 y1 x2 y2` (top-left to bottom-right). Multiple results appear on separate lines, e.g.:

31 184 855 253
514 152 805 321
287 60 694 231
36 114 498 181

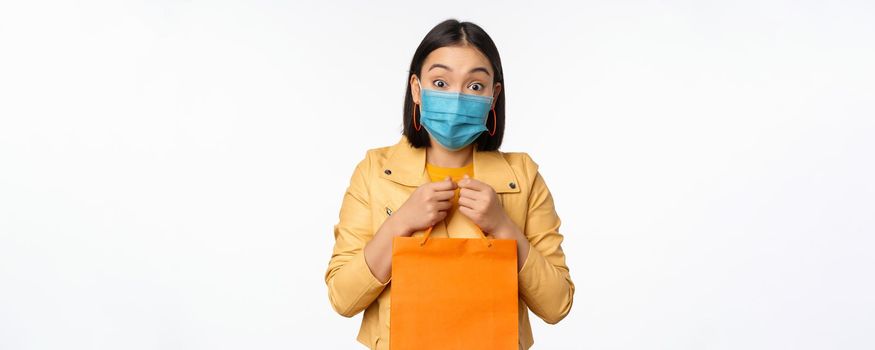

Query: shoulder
345 145 392 181
358 136 410 169
348 140 402 180
499 150 540 181
362 144 394 166
343 143 394 194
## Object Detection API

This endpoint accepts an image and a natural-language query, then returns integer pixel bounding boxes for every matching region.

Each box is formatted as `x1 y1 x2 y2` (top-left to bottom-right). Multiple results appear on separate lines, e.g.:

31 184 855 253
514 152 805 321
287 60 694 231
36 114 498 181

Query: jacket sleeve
324 152 390 317
517 154 575 324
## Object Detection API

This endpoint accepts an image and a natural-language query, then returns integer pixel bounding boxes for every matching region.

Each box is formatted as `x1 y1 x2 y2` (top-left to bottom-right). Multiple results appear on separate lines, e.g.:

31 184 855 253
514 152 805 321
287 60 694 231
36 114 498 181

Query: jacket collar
379 136 521 194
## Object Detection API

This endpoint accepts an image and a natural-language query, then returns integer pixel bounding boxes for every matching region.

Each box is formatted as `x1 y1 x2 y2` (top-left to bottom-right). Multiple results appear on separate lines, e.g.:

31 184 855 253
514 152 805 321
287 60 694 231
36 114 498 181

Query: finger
430 177 458 191
444 175 458 189
432 189 456 201
457 205 476 220
458 190 476 203
435 200 453 211
458 196 478 209
459 187 485 201
458 176 487 191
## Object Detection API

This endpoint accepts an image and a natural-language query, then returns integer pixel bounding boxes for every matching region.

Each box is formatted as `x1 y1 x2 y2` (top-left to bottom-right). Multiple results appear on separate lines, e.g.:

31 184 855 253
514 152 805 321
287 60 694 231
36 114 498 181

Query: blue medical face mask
417 80 494 151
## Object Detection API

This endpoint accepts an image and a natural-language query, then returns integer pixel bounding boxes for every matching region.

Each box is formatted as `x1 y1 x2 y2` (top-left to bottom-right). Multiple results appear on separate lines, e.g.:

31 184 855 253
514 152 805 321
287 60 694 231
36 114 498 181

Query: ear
410 74 421 105
491 82 502 109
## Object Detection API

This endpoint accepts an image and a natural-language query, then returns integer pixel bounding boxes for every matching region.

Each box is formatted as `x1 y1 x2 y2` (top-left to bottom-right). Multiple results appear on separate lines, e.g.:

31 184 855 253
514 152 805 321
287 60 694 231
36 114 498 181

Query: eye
432 79 448 88
468 83 484 91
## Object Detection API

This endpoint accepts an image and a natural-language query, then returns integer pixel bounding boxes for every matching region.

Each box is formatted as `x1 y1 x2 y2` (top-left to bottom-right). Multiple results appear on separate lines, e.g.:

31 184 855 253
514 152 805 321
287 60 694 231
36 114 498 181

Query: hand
391 176 457 236
457 174 512 235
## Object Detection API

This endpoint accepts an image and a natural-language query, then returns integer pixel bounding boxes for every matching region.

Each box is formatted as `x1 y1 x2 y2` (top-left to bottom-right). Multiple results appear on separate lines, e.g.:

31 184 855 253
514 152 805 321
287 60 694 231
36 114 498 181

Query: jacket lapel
378 136 429 188
379 136 521 194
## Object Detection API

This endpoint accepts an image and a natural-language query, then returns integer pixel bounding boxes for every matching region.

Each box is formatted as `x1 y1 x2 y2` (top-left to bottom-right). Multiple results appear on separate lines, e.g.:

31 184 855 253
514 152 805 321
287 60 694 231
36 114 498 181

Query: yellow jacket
325 136 575 349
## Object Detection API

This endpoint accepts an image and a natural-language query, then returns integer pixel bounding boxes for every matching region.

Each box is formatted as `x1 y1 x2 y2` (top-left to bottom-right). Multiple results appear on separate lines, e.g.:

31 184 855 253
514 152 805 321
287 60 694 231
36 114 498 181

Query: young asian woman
325 19 575 350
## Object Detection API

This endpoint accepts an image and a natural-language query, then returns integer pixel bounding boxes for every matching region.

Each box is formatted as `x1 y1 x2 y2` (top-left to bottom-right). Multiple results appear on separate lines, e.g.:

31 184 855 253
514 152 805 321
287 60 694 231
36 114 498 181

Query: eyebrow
427 63 492 76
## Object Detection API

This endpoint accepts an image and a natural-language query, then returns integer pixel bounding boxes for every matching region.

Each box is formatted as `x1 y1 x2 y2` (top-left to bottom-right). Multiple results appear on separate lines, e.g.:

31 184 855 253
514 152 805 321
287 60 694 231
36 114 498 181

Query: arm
461 154 575 324
515 160 575 324
324 153 391 318
325 154 456 317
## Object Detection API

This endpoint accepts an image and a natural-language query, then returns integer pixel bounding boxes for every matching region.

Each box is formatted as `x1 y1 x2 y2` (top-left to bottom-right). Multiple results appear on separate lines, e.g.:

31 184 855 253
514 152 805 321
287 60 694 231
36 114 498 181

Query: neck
426 143 474 168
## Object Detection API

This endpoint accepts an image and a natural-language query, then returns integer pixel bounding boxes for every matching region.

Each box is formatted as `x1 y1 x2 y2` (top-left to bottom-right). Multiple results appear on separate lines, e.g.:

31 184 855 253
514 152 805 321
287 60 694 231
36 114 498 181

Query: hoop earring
488 107 497 136
413 103 422 131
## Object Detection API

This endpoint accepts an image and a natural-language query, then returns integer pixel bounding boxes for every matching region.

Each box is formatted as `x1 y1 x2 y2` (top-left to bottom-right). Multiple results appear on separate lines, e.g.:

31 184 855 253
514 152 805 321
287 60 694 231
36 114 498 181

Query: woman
325 19 575 349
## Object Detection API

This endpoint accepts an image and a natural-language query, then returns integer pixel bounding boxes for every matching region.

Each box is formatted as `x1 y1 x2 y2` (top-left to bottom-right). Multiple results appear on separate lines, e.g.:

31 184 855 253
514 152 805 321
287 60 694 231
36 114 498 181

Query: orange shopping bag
390 225 518 349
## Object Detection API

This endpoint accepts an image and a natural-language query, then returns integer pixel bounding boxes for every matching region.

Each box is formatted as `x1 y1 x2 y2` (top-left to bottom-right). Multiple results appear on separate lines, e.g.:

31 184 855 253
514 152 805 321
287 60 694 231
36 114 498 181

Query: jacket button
509 182 516 189
384 169 392 175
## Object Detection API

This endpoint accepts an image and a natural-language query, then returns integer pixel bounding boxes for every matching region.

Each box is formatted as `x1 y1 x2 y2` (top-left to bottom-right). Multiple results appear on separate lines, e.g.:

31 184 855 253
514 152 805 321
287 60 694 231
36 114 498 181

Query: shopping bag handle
419 224 492 248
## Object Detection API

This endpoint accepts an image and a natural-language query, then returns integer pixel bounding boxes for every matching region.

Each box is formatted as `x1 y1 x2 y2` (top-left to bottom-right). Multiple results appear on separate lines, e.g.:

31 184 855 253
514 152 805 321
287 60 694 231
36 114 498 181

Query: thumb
445 175 458 189
461 173 470 185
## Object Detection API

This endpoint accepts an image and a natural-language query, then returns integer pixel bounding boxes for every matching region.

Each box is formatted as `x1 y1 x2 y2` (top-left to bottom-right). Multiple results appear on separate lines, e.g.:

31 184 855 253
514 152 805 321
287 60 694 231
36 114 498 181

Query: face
410 45 503 152
410 45 502 110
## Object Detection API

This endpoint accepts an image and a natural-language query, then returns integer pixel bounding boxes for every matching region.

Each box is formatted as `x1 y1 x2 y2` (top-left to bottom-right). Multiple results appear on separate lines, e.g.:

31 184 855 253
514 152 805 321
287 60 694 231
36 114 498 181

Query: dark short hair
402 19 505 151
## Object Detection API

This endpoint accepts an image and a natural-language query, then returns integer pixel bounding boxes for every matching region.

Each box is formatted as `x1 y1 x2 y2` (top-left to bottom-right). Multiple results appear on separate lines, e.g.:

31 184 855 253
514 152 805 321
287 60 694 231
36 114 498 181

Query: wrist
387 215 413 237
492 216 518 239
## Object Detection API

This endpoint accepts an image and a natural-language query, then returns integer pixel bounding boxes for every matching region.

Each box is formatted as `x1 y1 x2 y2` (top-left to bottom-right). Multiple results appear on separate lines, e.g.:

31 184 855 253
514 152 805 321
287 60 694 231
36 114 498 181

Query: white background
1 1 873 349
